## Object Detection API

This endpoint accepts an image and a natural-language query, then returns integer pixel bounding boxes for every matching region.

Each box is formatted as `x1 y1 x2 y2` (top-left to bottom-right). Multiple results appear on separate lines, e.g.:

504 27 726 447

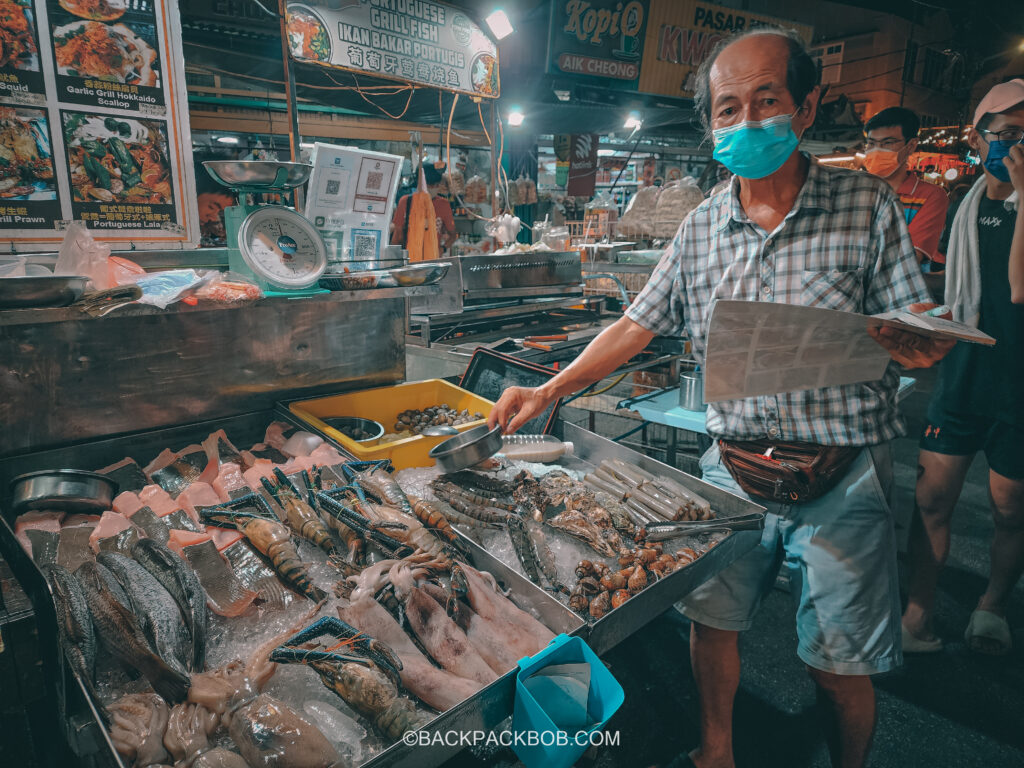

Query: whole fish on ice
96 552 192 679
131 538 208 672
75 561 190 702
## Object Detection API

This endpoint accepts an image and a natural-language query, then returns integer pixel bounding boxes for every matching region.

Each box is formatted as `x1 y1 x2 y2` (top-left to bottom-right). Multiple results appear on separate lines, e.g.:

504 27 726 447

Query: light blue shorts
680 442 902 676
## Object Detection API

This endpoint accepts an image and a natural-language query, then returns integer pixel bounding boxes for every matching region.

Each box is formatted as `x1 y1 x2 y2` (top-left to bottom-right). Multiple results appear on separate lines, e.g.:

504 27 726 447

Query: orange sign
638 0 812 99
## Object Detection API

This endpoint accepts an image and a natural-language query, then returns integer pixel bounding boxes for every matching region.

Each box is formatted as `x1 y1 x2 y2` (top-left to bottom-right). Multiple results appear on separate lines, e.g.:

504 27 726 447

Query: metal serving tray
0 409 582 768
557 423 765 659
286 399 762 663
555 423 765 656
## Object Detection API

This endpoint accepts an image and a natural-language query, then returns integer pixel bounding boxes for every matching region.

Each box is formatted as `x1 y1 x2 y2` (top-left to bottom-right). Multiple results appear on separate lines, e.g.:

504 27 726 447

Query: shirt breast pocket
802 267 867 312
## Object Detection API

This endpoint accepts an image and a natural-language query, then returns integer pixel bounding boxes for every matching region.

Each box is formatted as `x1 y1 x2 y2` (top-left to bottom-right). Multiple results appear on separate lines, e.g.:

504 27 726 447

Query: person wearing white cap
903 78 1024 657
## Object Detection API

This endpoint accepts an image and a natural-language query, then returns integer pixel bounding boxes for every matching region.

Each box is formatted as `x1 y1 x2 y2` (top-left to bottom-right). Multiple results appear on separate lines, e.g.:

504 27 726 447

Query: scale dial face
237 206 327 289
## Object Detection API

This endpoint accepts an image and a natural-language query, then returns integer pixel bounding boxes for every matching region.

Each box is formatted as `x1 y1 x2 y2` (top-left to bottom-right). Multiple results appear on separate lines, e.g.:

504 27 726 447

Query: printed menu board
0 0 197 249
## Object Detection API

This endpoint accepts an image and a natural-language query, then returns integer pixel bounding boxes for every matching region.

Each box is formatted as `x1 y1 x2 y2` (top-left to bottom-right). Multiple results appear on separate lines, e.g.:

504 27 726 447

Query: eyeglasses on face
978 127 1024 144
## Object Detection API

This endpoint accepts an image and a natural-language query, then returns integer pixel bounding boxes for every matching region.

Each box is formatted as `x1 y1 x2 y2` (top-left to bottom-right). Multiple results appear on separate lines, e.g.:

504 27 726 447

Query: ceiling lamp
623 112 642 130
485 10 514 40
508 107 524 127
216 135 240 144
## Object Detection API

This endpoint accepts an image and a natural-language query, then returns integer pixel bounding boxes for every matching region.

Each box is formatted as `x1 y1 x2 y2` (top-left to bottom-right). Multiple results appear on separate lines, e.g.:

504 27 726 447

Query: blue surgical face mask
983 138 1019 182
712 114 800 179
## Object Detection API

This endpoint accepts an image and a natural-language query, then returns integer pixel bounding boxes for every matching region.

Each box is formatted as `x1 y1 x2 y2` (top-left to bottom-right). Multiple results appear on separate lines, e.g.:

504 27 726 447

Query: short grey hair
694 27 820 133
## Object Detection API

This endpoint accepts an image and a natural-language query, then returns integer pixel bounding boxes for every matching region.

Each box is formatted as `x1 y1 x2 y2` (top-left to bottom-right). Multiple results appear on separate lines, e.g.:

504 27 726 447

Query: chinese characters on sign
286 0 499 98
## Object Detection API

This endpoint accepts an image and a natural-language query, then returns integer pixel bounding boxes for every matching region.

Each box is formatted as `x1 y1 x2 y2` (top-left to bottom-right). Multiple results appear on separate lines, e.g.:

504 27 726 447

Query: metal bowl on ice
389 262 451 287
10 469 118 514
0 275 89 310
429 425 503 474
203 160 312 192
323 416 385 445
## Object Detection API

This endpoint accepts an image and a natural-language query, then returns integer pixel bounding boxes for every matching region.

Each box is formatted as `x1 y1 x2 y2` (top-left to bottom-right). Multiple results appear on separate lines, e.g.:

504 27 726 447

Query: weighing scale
203 160 329 297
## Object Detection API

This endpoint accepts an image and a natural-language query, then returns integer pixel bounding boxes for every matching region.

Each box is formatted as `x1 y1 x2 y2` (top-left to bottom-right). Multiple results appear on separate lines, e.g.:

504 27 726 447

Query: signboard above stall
285 1 499 98
637 0 813 99
546 0 650 91
546 0 811 100
0 0 198 252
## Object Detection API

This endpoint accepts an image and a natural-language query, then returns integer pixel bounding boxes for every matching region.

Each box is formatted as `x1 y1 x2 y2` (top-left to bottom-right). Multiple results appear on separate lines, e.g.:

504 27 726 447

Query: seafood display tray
540 423 765 657
293 403 764 660
487 423 761 659
0 409 583 768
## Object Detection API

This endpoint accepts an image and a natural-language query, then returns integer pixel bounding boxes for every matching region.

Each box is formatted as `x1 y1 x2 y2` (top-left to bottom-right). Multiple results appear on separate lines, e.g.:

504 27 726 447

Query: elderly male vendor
489 28 952 768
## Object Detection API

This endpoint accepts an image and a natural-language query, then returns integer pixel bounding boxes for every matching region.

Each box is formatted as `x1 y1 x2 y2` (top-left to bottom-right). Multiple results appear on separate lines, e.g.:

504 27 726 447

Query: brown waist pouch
717 439 860 503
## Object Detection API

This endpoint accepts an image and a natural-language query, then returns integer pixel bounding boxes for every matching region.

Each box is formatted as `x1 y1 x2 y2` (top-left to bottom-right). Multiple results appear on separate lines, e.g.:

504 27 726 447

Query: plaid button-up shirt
626 157 932 446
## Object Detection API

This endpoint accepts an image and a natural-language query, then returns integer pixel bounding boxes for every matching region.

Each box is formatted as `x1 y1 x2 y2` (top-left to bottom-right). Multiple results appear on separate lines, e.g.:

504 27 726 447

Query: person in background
390 162 456 254
863 107 949 270
903 79 1024 657
490 27 951 768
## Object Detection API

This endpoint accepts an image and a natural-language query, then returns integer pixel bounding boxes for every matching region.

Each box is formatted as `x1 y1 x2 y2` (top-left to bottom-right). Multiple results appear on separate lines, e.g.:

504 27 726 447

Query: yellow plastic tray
289 379 494 470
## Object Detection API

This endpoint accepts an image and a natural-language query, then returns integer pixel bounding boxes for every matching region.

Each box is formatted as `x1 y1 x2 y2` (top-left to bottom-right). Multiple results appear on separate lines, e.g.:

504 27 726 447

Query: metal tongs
642 511 766 542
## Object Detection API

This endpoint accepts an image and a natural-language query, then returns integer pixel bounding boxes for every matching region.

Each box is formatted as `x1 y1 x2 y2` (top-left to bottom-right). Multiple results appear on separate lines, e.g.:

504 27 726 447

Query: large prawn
260 468 334 554
269 617 431 742
200 507 326 602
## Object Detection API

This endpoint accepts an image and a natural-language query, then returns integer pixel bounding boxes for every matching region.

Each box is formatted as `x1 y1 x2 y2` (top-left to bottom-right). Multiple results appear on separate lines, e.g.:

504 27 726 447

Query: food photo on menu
58 0 128 22
286 4 331 62
51 16 159 88
47 0 162 100
0 0 41 72
0 106 56 200
62 111 171 204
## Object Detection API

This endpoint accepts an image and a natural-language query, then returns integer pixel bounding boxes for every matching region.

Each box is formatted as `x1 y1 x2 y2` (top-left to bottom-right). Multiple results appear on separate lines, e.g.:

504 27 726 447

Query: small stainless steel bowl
10 469 118 514
324 417 385 445
429 425 503 474
0 275 89 309
389 262 451 287
202 160 312 192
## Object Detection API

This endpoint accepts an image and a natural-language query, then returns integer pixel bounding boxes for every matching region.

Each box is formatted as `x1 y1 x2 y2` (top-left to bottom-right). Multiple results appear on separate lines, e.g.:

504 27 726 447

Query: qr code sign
365 171 383 191
354 234 377 261
325 179 340 196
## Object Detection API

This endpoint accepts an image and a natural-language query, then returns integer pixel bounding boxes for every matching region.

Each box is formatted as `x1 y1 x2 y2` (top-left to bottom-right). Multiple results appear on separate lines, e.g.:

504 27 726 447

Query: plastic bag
445 168 465 195
541 225 570 251
618 185 661 237
583 190 618 237
194 271 263 303
533 214 551 245
518 175 537 205
109 256 146 286
506 177 520 207
485 212 522 244
0 255 26 277
464 174 487 203
652 178 704 238
54 220 112 289
130 269 213 309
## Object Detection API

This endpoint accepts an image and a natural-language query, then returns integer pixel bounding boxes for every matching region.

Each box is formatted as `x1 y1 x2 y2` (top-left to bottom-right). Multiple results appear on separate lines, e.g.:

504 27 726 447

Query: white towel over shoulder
945 177 1019 327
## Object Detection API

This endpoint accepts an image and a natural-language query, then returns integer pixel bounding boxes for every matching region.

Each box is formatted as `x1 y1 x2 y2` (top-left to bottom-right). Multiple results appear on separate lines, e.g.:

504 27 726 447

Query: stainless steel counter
0 287 435 457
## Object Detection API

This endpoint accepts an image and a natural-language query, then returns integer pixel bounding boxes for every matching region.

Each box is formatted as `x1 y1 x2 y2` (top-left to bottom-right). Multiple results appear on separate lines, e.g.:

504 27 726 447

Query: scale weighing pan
203 160 328 295
203 160 312 193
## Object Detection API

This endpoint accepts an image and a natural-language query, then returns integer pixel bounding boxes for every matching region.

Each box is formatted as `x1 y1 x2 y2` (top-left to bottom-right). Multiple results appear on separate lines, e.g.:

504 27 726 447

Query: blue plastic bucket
511 634 625 768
